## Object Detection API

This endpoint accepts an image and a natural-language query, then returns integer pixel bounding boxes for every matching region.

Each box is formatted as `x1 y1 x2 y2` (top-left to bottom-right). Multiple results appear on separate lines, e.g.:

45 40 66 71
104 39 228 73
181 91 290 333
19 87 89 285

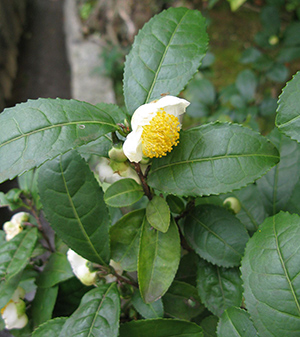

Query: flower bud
11 212 30 225
108 145 127 162
223 197 241 214
3 221 22 241
269 35 279 46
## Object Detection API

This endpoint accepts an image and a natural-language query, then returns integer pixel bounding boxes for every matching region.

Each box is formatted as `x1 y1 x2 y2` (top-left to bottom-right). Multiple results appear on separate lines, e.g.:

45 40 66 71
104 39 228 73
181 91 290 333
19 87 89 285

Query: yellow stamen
141 109 180 158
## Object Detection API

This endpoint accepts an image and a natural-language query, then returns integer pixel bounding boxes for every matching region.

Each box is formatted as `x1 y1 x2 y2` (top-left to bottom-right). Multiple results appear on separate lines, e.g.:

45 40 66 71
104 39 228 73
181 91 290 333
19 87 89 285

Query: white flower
123 95 190 163
1 287 28 330
3 212 30 241
67 249 97 286
104 260 123 284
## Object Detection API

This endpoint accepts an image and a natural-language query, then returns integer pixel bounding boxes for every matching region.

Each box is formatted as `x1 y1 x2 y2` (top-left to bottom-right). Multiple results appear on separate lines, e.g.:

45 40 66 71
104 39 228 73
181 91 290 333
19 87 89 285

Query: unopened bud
108 145 127 162
269 35 279 46
223 197 241 214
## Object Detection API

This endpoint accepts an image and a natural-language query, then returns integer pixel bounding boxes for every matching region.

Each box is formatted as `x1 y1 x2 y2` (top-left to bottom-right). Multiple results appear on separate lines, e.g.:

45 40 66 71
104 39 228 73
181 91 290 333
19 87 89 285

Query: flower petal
123 127 143 163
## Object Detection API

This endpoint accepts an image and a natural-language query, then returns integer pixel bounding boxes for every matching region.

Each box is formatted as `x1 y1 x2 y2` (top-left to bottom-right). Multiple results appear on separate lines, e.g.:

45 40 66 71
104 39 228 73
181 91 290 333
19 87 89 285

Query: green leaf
119 319 204 337
0 228 38 281
175 252 198 286
148 122 280 197
32 317 68 337
257 128 300 215
0 271 23 309
95 102 127 125
240 48 262 64
196 258 243 317
38 150 110 265
266 63 289 83
146 196 170 233
241 212 300 337
123 7 208 114
59 284 120 337
36 252 74 288
77 134 112 157
163 281 205 320
227 0 247 11
0 98 117 183
32 286 59 328
110 209 145 272
184 205 249 267
132 290 164 319
138 217 180 303
236 70 257 102
104 178 144 207
0 314 4 331
166 195 185 214
217 307 258 337
276 71 300 142
200 316 218 337
221 184 268 232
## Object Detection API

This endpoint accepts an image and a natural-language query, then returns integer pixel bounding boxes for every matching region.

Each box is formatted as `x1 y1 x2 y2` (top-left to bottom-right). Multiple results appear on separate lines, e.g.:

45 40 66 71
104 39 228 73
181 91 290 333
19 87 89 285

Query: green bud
108 145 127 162
223 197 241 214
140 156 150 165
110 160 128 173
269 35 279 46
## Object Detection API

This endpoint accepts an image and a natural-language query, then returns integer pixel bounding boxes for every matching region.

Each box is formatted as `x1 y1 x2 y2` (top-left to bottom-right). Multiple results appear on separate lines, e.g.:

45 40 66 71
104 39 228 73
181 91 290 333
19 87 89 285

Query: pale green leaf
132 290 164 319
146 196 170 233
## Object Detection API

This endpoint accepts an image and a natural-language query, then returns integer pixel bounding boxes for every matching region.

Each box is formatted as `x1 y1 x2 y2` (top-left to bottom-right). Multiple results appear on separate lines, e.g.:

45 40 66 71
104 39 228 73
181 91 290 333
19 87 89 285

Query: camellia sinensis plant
0 6 300 337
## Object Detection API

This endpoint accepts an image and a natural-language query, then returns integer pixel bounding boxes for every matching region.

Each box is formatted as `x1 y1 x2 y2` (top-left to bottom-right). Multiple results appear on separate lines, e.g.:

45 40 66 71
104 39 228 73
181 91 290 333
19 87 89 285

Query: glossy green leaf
132 290 164 319
0 98 117 183
59 284 120 337
32 286 59 328
200 316 218 337
184 205 249 267
163 281 205 320
119 319 203 337
32 317 68 337
110 209 145 272
123 7 208 114
257 128 300 215
104 178 144 207
38 150 110 265
221 184 267 232
146 196 170 233
236 70 257 102
241 212 300 337
0 228 38 281
148 123 279 197
196 258 243 317
138 217 180 303
276 71 300 142
217 307 258 337
77 134 112 157
36 252 73 288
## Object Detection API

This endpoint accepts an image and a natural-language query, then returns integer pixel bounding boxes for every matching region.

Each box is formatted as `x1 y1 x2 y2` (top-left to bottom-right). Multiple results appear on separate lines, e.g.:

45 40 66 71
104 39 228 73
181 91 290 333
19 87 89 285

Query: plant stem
133 163 152 200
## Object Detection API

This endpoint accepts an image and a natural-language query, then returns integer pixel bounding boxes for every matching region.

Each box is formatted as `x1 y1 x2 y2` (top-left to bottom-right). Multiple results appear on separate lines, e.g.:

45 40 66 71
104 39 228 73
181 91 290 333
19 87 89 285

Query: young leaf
217 307 259 337
0 228 38 282
148 123 279 197
0 98 117 183
276 71 300 142
138 217 180 303
257 128 300 215
236 69 257 103
0 271 23 310
196 258 243 317
162 281 205 320
200 316 218 337
146 195 170 233
184 205 249 267
36 252 74 288
241 212 300 337
59 284 120 337
32 317 68 337
119 319 204 337
132 290 164 319
110 209 145 272
123 7 208 114
38 150 110 265
104 178 144 207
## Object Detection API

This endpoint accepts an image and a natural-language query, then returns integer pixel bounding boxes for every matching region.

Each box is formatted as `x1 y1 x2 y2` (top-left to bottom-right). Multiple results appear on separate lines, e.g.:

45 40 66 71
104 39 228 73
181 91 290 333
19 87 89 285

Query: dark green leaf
77 135 112 157
184 205 249 267
163 281 205 320
236 70 257 103
240 48 262 64
276 71 300 142
241 212 300 336
110 209 145 272
95 103 127 125
119 319 204 337
257 128 300 215
217 307 258 337
32 286 59 328
104 178 144 207
32 317 68 337
266 63 289 83
146 196 170 233
138 217 180 303
123 7 208 114
260 6 280 35
38 150 110 265
132 290 164 319
166 195 185 214
148 123 280 197
277 47 300 63
175 252 198 286
283 22 300 47
196 258 243 317
200 316 218 337
259 97 277 117
59 284 120 337
36 252 74 288
0 98 117 183
0 228 38 281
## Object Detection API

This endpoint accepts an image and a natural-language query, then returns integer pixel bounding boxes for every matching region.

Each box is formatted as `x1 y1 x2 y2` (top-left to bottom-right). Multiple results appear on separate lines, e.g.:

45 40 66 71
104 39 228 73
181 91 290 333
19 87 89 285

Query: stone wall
0 0 27 111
